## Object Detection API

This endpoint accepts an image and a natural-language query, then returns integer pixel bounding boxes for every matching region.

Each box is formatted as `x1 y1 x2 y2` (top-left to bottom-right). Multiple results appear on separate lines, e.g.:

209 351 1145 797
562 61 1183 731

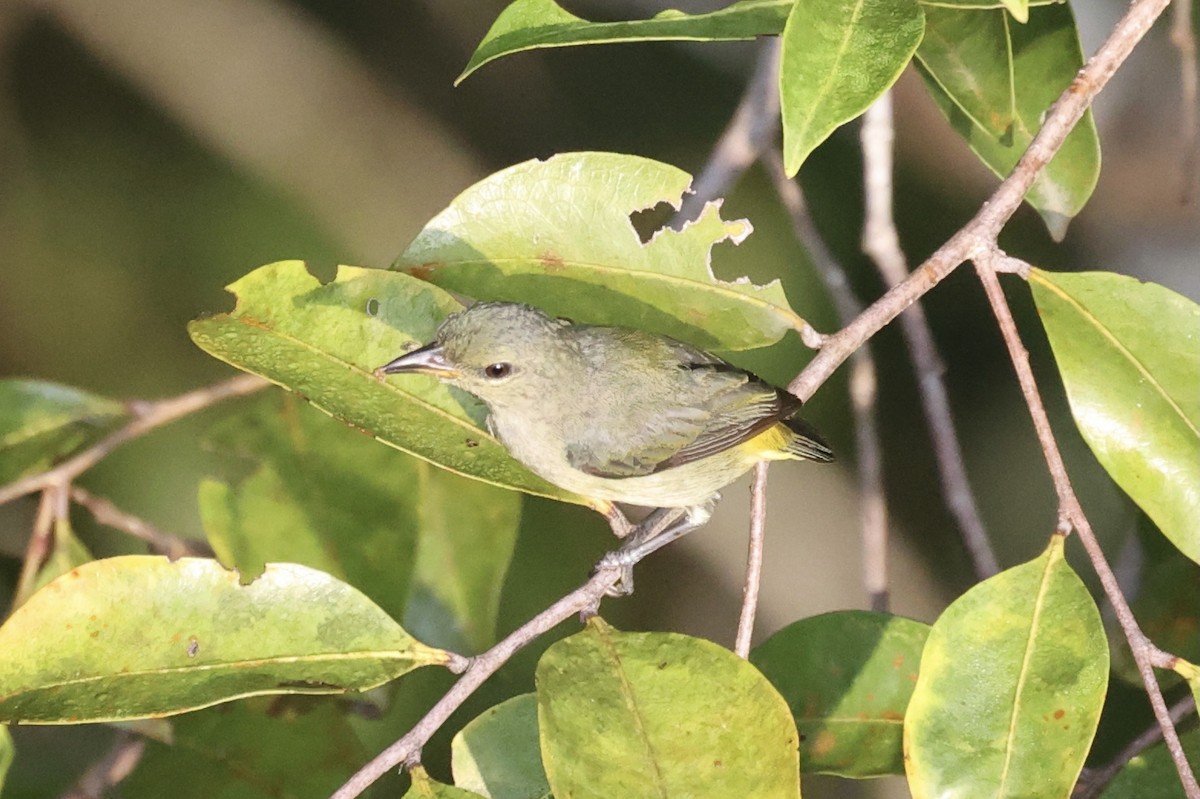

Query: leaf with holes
0 556 448 722
752 610 929 776
1031 269 1200 565
189 260 585 507
393 152 807 352
917 4 1099 238
537 618 799 797
904 535 1108 798
780 0 924 174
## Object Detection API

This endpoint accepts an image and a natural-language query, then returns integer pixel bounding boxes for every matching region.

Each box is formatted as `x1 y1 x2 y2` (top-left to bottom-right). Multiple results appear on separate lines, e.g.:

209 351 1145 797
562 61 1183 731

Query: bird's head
378 302 575 407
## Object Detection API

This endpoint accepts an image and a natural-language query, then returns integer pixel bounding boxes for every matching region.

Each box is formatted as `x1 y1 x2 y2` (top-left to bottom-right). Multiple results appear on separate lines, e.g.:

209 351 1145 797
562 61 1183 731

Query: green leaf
122 699 368 799
200 393 422 621
917 5 1015 139
1099 729 1200 799
904 535 1108 798
189 260 585 507
751 610 930 776
0 726 12 794
19 513 94 607
392 152 807 352
452 693 550 799
537 618 800 798
1030 270 1200 564
404 463 522 654
0 556 447 722
0 380 127 484
459 0 790 84
407 767 488 798
780 0 924 175
917 4 1099 238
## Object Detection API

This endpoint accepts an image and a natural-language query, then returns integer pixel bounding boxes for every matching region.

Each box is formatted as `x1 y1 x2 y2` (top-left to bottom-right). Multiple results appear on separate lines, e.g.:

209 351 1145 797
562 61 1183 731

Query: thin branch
734 462 769 658
58 731 147 799
673 37 782 227
1171 0 1198 202
764 149 890 612
0 374 269 507
1075 693 1197 799
974 256 1199 799
788 0 1172 404
331 562 626 799
69 486 209 559
859 94 999 579
12 484 67 607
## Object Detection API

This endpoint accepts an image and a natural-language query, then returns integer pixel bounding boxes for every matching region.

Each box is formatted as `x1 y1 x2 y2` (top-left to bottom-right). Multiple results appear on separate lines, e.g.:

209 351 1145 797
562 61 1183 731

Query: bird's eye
484 363 512 379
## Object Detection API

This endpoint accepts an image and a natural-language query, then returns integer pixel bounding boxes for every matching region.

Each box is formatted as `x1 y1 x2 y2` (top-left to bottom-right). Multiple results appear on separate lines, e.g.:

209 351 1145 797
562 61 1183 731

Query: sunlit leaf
0 380 127 484
904 535 1108 798
406 767 489 798
751 611 929 776
538 618 800 797
917 4 1099 238
392 152 807 352
780 0 924 174
189 261 585 507
1030 269 1200 565
452 693 550 799
0 556 447 722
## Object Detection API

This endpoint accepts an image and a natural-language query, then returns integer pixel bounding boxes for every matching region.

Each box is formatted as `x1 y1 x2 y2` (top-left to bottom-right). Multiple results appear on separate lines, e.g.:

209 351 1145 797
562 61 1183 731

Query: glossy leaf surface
905 535 1108 798
0 380 126 484
918 4 1099 237
189 261 585 506
1031 269 1200 564
452 693 549 799
393 152 806 352
780 0 924 174
537 618 800 798
752 610 929 776
0 556 447 722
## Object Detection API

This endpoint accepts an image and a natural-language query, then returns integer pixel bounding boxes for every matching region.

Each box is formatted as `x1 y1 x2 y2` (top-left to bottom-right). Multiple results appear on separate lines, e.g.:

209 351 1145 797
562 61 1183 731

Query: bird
378 302 833 583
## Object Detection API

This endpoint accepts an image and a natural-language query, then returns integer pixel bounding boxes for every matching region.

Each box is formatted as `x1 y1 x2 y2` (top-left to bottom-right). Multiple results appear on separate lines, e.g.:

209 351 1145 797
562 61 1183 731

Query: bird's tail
782 417 835 463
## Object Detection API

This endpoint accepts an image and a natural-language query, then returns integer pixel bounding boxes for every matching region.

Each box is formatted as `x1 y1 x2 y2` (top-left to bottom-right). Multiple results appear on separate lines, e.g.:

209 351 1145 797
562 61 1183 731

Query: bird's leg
597 500 716 596
600 502 638 539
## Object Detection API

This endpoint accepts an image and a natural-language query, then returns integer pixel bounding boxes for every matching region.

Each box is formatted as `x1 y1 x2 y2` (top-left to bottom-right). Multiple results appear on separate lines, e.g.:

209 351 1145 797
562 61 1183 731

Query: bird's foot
594 503 712 596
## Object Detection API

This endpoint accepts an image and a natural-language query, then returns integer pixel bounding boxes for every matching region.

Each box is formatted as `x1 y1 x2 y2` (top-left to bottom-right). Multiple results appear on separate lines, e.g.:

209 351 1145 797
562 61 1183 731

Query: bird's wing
566 335 801 478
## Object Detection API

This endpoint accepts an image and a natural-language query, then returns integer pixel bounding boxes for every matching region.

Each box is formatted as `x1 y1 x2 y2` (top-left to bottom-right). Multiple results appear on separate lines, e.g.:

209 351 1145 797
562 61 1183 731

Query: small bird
378 302 833 571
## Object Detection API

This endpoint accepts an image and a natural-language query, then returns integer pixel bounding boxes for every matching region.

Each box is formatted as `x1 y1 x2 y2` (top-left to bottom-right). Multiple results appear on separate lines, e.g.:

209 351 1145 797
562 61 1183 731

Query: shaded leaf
0 380 127 484
404 463 521 654
917 4 1099 237
122 698 367 799
751 610 929 776
780 0 924 174
392 152 807 352
200 393 422 621
452 693 550 799
537 618 800 798
1098 729 1200 799
189 260 585 507
904 535 1108 798
406 766 489 799
1030 270 1200 564
459 0 789 84
916 5 1015 139
0 556 447 722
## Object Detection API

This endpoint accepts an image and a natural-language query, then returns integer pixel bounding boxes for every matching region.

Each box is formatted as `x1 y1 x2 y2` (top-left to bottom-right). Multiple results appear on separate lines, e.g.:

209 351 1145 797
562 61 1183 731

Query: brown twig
788 0 1172 404
764 148 890 612
0 374 269 507
734 462 769 658
330 562 626 799
58 730 147 799
1075 693 1197 798
859 94 999 580
1171 0 1198 202
69 486 208 560
12 483 68 607
974 255 1199 799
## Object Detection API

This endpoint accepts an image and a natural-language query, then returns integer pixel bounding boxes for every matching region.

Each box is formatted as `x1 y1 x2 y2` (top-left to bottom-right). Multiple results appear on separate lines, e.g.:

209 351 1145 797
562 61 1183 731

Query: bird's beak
376 342 460 379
